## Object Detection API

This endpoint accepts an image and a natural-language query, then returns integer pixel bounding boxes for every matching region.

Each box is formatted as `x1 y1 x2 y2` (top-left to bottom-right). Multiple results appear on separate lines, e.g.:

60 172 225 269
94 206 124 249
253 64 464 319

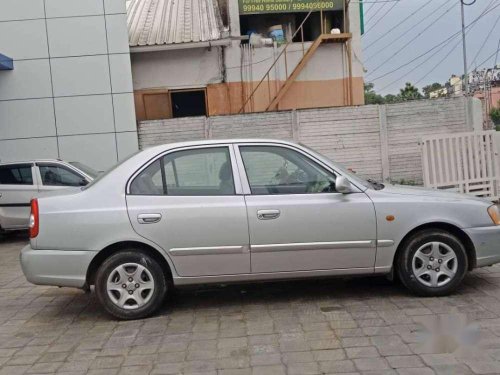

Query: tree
364 83 385 105
384 94 401 104
422 82 443 98
491 101 500 129
399 82 423 101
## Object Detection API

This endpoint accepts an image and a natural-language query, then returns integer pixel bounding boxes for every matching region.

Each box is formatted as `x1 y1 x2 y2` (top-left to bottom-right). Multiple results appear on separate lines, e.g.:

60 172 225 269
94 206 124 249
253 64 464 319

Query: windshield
69 161 100 179
298 143 382 190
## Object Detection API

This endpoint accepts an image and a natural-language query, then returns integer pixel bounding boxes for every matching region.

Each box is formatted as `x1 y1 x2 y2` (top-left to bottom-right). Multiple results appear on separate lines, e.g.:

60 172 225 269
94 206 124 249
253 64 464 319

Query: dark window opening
240 11 344 43
0 164 33 185
170 90 207 118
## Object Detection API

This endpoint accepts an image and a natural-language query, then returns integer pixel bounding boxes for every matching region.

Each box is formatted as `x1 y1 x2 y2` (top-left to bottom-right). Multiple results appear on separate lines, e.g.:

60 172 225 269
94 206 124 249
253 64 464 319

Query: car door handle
257 209 280 220
137 213 162 224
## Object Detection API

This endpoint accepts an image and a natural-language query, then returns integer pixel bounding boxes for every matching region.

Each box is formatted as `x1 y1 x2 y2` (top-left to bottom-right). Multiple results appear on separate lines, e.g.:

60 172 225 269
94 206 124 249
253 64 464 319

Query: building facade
129 0 365 122
0 0 137 171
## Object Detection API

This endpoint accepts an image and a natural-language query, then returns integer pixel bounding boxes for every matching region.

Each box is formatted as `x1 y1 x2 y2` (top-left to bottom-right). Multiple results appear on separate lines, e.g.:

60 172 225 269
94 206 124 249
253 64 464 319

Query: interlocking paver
1 236 500 375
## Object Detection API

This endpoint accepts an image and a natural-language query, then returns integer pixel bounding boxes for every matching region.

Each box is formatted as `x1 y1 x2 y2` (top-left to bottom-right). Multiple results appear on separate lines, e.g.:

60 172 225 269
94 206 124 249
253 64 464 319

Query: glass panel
129 147 235 196
0 165 33 185
39 165 86 187
129 160 163 195
240 146 336 195
163 147 235 196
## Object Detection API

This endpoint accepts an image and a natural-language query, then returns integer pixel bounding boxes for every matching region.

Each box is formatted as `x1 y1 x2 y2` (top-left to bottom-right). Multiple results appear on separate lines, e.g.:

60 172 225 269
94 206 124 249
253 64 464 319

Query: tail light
29 199 39 238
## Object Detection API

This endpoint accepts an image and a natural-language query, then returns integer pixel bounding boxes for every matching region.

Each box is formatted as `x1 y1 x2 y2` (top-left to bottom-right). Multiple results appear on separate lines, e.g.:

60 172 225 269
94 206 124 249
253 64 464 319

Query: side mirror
79 179 88 186
336 176 352 194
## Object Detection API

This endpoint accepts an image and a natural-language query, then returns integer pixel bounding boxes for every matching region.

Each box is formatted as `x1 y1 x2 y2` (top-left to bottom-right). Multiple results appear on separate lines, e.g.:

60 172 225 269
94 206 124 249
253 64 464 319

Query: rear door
0 163 37 230
126 145 250 277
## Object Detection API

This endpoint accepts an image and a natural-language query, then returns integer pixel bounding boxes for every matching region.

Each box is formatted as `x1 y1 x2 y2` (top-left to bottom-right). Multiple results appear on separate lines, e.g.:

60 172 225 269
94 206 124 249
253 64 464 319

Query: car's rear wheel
95 250 167 320
397 229 468 296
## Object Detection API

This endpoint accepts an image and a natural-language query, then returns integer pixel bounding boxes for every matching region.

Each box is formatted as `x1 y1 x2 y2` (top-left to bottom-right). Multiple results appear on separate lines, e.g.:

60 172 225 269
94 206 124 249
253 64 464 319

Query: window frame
126 144 244 196
0 163 35 186
234 143 343 196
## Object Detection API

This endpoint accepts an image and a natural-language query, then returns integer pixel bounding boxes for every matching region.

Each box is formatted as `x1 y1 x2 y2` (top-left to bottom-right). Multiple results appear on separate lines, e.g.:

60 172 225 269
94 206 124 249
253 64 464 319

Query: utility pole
460 0 469 96
460 0 476 129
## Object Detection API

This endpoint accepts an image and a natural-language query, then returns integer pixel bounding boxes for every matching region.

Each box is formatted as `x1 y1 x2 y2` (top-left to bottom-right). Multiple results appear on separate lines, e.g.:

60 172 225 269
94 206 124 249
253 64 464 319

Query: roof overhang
0 53 13 70
130 38 232 53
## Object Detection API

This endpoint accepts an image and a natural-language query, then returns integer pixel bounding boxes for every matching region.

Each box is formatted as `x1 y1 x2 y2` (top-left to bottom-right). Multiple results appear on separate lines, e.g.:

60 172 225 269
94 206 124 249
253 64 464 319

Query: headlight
488 205 500 225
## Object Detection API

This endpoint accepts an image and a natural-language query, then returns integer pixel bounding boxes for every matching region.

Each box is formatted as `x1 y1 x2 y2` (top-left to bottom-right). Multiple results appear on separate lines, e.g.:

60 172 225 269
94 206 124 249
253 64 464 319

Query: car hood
379 184 491 203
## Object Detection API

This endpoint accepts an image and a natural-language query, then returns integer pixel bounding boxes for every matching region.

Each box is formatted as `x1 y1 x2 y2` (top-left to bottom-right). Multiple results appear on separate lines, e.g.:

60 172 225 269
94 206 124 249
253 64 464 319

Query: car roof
0 159 66 166
144 138 298 154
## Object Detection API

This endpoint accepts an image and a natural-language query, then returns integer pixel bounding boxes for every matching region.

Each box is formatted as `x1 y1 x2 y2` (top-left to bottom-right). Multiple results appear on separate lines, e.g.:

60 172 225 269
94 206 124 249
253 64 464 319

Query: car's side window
130 147 235 196
240 146 336 195
0 164 33 185
39 165 86 187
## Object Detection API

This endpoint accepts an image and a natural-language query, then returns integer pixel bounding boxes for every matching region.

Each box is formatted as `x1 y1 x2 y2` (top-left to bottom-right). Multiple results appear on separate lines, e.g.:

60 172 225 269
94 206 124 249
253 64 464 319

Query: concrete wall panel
47 16 108 57
0 20 48 60
0 0 137 170
0 99 56 140
54 95 115 136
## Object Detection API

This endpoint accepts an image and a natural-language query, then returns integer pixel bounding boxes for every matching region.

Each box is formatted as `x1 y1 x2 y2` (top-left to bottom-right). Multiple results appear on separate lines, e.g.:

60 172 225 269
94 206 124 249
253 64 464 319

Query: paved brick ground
2 235 500 375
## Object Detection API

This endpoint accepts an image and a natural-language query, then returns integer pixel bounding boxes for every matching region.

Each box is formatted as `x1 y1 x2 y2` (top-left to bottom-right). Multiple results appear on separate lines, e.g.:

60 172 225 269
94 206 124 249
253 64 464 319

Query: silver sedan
20 139 500 319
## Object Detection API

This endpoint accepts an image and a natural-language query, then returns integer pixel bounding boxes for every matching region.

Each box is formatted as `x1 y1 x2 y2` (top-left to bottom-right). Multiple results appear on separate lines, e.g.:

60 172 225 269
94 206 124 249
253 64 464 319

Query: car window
130 147 235 196
39 165 86 187
240 146 336 195
0 164 33 185
68 161 100 179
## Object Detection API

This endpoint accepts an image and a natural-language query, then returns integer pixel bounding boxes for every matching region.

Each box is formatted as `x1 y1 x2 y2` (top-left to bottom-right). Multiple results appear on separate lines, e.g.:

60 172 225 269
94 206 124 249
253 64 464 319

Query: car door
0 163 38 230
126 145 250 277
36 163 89 193
235 143 377 274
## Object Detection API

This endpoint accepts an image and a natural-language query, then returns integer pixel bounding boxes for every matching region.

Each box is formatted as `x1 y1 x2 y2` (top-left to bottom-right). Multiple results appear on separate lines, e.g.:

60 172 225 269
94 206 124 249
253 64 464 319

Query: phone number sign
239 0 338 14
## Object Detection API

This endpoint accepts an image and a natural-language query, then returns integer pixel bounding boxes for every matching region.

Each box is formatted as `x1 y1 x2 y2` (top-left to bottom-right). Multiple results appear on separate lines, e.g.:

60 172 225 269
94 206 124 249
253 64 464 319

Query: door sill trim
173 267 378 285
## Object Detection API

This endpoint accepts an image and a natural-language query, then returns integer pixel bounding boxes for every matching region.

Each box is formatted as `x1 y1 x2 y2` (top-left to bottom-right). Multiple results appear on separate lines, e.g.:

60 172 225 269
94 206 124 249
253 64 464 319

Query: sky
361 0 500 95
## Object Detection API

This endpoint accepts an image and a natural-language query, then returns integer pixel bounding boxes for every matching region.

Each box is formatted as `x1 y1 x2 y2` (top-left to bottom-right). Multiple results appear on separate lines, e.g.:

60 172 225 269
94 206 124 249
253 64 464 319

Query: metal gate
421 131 500 200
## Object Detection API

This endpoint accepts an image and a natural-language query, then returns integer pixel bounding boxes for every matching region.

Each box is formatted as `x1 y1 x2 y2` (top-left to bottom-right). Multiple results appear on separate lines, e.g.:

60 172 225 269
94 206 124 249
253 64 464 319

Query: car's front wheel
397 229 468 296
95 250 167 320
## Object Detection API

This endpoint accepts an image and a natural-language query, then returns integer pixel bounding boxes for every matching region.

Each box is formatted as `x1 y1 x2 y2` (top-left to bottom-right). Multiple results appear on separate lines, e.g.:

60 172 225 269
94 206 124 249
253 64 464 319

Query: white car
0 159 98 232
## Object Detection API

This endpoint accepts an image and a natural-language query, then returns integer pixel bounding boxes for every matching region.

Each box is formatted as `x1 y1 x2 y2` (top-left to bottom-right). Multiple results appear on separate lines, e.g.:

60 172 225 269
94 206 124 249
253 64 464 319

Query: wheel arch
394 222 477 271
86 240 173 287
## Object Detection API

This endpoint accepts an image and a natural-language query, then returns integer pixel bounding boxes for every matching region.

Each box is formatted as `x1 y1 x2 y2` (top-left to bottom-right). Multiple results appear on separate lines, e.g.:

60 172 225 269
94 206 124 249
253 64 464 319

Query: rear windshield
69 161 100 179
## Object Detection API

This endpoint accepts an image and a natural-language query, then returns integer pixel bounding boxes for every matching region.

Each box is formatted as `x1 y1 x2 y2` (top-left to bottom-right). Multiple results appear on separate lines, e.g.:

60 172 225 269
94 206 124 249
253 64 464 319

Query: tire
396 229 468 297
95 249 167 320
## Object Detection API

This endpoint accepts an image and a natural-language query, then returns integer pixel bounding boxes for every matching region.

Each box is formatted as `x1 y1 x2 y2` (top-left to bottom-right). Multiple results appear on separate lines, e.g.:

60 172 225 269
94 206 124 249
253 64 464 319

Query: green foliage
364 82 424 105
399 82 423 101
383 94 400 104
491 101 500 127
422 82 444 98
364 83 385 105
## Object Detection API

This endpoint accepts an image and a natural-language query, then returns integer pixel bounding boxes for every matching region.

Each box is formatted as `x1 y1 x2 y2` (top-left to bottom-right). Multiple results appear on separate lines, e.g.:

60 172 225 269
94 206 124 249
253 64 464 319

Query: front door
236 144 377 273
126 145 250 277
